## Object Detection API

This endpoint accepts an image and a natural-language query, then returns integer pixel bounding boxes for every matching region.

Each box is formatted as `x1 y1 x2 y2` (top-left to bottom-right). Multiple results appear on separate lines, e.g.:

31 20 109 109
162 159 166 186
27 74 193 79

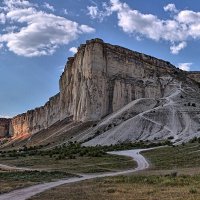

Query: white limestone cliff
2 38 200 146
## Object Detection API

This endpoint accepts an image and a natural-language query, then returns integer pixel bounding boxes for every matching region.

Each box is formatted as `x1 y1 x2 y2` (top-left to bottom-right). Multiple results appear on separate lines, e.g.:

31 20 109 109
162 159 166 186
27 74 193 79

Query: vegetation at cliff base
0 140 172 160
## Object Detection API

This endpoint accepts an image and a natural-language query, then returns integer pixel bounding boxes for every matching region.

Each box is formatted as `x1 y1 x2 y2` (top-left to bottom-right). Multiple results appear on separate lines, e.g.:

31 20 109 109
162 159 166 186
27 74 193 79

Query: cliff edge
1 38 200 148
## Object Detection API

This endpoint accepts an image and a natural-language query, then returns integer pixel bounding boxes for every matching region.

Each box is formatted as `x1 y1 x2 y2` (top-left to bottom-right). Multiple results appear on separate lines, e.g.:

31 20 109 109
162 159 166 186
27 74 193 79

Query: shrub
189 188 198 194
68 155 76 159
189 137 198 143
107 188 115 193
170 171 178 178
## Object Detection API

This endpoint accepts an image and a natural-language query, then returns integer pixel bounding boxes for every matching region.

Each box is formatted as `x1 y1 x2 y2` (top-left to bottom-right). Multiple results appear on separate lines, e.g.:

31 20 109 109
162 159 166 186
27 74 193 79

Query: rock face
10 93 60 137
1 38 200 145
59 38 179 122
0 118 10 138
188 72 200 83
82 89 200 146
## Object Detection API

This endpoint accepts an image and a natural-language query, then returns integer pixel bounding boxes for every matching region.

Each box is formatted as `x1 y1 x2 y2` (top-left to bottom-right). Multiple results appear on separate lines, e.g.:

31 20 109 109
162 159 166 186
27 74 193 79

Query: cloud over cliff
0 0 95 57
87 0 200 54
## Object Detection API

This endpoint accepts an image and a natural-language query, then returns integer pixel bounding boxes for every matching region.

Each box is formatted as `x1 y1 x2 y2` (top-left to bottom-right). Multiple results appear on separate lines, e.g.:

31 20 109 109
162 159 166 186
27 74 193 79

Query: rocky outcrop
10 93 60 137
59 38 181 122
0 118 10 138
188 72 200 83
82 86 200 146
1 38 200 143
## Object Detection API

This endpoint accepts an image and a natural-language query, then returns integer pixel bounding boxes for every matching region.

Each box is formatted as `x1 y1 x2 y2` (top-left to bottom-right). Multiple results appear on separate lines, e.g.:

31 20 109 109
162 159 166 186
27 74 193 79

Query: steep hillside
1 38 200 148
82 85 200 146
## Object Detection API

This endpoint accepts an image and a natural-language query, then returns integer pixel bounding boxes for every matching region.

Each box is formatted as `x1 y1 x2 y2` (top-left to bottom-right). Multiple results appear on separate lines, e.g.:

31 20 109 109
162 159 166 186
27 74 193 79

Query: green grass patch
143 142 200 170
0 140 172 160
0 171 74 194
29 174 200 200
0 154 136 174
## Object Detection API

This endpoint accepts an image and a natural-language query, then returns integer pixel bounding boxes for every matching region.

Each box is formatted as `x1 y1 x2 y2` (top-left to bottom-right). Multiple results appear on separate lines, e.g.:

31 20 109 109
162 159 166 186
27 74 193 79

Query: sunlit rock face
2 38 200 141
10 93 60 137
59 38 179 122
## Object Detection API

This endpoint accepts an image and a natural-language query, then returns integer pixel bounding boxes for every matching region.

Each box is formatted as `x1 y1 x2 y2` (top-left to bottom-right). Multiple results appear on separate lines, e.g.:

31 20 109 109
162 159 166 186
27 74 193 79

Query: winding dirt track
0 148 153 200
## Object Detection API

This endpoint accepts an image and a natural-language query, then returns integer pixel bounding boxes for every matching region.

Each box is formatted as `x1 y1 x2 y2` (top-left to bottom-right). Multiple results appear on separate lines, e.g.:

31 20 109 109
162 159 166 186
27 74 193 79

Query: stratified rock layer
2 38 200 146
10 93 60 137
59 38 179 122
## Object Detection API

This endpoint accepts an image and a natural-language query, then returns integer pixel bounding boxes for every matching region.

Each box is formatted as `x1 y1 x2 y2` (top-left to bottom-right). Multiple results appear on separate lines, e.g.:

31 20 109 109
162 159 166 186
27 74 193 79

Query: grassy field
0 154 136 174
29 174 200 200
1 141 167 174
2 141 200 199
28 142 200 200
0 143 137 194
142 142 200 170
0 171 74 194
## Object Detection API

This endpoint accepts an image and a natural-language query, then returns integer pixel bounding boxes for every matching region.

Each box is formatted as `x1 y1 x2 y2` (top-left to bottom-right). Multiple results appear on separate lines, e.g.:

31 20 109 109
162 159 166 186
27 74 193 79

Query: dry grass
0 171 74 194
3 142 200 198
142 143 200 170
0 154 136 174
0 154 136 194
28 142 200 200
29 174 200 200
0 181 36 194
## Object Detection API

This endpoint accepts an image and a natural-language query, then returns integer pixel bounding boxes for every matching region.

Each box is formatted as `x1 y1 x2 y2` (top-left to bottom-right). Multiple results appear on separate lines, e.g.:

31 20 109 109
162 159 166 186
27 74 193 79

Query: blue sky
0 0 200 117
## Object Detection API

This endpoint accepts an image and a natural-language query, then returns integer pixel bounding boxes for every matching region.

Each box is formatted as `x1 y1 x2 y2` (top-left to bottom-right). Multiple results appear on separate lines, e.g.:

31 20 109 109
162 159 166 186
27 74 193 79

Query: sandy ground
0 148 152 200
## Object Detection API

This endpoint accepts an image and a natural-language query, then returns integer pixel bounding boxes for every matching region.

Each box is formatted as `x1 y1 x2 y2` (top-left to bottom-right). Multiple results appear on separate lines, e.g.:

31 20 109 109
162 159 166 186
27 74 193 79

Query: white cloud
87 6 98 18
0 43 3 49
177 63 192 71
176 10 200 24
58 65 64 72
170 42 187 54
43 2 55 12
69 47 78 54
79 24 95 33
88 0 200 54
164 4 178 13
2 0 34 11
0 0 95 57
87 3 112 22
63 9 68 15
108 0 184 42
0 115 11 118
0 13 6 24
3 26 18 32
89 0 98 6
